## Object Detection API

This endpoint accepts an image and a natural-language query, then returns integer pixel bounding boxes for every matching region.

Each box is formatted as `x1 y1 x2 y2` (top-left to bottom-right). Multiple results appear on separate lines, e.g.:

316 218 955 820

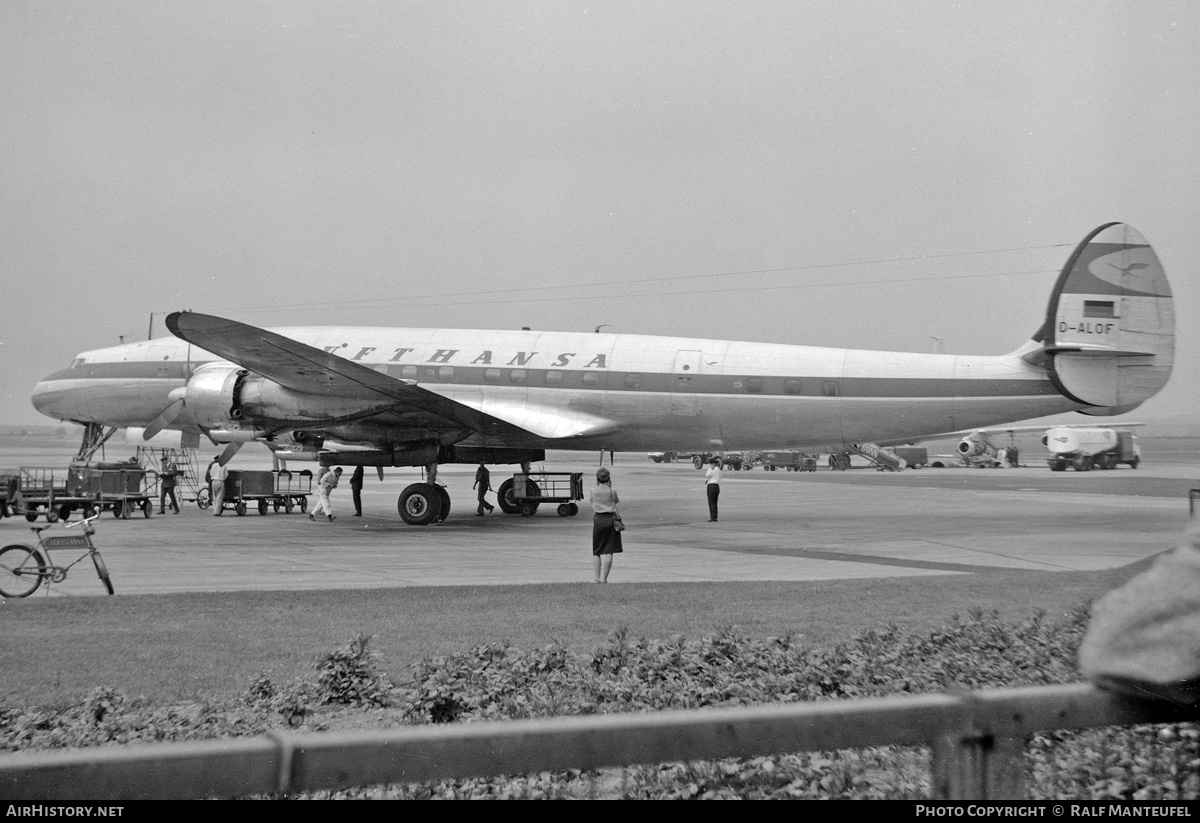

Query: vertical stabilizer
1037 223 1174 413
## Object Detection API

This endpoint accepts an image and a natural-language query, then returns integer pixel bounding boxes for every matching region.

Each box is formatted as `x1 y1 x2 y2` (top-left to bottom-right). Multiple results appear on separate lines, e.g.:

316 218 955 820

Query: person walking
588 467 622 583
158 461 181 514
350 465 364 516
473 462 494 515
210 457 227 516
705 457 722 522
310 466 342 522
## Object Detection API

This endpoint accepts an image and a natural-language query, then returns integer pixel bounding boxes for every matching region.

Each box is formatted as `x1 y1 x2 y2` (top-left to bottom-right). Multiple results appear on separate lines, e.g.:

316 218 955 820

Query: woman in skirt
589 467 622 583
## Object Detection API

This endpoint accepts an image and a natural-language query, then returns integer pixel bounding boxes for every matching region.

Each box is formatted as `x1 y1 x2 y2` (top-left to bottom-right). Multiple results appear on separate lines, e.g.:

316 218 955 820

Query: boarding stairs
850 442 905 471
137 446 203 504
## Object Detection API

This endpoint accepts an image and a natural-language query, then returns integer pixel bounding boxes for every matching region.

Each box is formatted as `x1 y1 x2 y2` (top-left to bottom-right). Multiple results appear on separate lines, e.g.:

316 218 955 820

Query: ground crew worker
473 462 494 515
310 467 342 522
159 461 181 514
211 458 227 516
350 465 364 516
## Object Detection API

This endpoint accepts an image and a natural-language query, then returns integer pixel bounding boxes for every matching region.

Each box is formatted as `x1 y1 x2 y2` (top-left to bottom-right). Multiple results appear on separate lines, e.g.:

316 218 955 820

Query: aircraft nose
31 373 81 421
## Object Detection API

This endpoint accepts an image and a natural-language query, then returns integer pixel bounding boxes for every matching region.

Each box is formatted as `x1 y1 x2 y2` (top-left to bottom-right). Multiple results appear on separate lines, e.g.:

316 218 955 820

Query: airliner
31 223 1175 525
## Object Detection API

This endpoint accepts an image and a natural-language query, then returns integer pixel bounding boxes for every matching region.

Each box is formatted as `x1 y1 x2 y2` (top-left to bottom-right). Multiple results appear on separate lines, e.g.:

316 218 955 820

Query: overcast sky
2 1 1196 427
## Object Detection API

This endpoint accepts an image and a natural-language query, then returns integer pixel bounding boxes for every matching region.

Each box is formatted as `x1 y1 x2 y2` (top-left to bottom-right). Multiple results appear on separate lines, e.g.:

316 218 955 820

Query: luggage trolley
506 471 584 517
271 469 313 514
221 470 276 516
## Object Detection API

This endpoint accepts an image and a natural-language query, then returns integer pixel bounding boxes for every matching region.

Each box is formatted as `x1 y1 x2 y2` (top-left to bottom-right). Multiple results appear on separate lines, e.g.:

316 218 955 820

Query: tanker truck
1043 427 1140 472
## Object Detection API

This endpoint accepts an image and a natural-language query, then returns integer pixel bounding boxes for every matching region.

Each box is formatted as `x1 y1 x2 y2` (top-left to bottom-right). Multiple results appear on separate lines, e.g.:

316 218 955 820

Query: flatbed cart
498 471 584 517
220 470 277 515
271 469 313 513
91 465 153 519
2 467 93 523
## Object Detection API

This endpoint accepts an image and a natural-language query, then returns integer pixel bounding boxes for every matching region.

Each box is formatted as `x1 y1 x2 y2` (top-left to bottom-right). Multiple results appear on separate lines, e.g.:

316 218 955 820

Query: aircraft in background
31 223 1175 524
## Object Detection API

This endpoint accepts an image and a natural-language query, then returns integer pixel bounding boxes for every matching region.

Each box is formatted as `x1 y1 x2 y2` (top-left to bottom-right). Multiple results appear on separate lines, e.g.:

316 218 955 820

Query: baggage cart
92 465 153 519
271 469 313 513
221 470 277 515
502 471 584 517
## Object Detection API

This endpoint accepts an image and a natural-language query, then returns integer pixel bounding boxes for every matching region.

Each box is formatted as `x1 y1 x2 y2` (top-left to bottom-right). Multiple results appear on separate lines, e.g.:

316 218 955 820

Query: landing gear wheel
258 499 269 515
434 485 451 522
497 478 520 514
398 483 442 525
0 545 45 598
92 552 114 596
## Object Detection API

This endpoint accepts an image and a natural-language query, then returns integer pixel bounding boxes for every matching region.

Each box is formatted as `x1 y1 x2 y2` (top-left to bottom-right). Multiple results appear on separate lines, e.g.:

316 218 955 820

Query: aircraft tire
496 479 521 514
398 483 442 526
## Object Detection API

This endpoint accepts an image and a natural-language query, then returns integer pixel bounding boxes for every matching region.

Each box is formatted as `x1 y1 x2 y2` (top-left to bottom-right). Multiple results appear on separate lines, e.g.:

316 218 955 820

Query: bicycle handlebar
65 514 101 529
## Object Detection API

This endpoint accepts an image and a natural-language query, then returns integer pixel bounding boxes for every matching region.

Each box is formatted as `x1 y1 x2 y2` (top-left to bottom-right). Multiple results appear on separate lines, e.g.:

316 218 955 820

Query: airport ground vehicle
271 469 313 512
759 451 803 471
886 446 928 469
0 513 113 598
1045 428 1140 471
497 472 583 517
0 464 153 522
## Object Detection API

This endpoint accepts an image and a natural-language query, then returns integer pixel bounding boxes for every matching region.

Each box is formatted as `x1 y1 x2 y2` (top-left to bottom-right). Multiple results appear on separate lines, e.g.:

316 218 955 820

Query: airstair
136 445 203 505
850 442 905 471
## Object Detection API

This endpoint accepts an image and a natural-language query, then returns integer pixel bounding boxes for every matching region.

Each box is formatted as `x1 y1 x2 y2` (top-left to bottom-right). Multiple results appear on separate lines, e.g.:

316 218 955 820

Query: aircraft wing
165 312 618 440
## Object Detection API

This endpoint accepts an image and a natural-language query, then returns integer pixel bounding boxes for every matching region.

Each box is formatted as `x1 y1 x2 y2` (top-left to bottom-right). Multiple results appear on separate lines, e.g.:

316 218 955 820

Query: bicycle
0 513 114 597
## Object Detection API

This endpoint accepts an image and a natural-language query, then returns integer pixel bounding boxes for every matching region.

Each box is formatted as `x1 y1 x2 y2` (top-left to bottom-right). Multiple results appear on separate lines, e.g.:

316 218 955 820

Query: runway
2 437 1196 598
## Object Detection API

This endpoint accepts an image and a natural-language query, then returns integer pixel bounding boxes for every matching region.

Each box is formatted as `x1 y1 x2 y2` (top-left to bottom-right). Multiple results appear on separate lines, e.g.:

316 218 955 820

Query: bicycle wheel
91 551 114 596
0 545 46 598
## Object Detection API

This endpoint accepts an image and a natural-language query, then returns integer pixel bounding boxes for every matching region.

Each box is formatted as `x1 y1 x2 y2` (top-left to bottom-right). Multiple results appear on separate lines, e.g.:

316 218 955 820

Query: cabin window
484 368 501 383
784 378 803 395
510 369 527 384
1084 300 1116 318
400 365 418 380
438 366 455 381
624 373 642 389
745 377 765 394
545 371 563 385
822 381 840 397
582 372 601 386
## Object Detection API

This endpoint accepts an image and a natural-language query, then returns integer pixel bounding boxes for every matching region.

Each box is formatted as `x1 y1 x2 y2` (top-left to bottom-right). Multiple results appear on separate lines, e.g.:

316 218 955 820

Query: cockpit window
69 358 85 369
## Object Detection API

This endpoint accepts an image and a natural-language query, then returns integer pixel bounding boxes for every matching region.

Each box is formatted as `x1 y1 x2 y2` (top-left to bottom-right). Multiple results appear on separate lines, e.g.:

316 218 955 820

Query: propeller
218 441 243 466
142 388 188 440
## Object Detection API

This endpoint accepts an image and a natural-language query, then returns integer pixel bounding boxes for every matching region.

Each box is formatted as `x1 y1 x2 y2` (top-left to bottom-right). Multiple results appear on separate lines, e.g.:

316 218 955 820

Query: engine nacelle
183 363 391 431
957 436 995 458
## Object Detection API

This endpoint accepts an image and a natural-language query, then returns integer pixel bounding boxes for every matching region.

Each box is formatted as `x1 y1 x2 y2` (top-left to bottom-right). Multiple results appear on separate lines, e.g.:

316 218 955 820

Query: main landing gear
396 460 538 525
397 462 451 525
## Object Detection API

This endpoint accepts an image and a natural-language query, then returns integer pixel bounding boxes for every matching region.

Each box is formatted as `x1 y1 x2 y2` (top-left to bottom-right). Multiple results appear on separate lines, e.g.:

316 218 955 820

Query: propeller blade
143 399 185 441
376 466 384 481
218 441 243 466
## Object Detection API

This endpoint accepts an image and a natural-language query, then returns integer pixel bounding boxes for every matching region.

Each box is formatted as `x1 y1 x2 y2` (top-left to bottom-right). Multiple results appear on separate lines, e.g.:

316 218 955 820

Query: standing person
5 475 24 517
158 461 181 514
211 458 227 516
473 462 494 515
705 457 722 522
588 467 622 583
310 466 342 522
350 465 364 516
